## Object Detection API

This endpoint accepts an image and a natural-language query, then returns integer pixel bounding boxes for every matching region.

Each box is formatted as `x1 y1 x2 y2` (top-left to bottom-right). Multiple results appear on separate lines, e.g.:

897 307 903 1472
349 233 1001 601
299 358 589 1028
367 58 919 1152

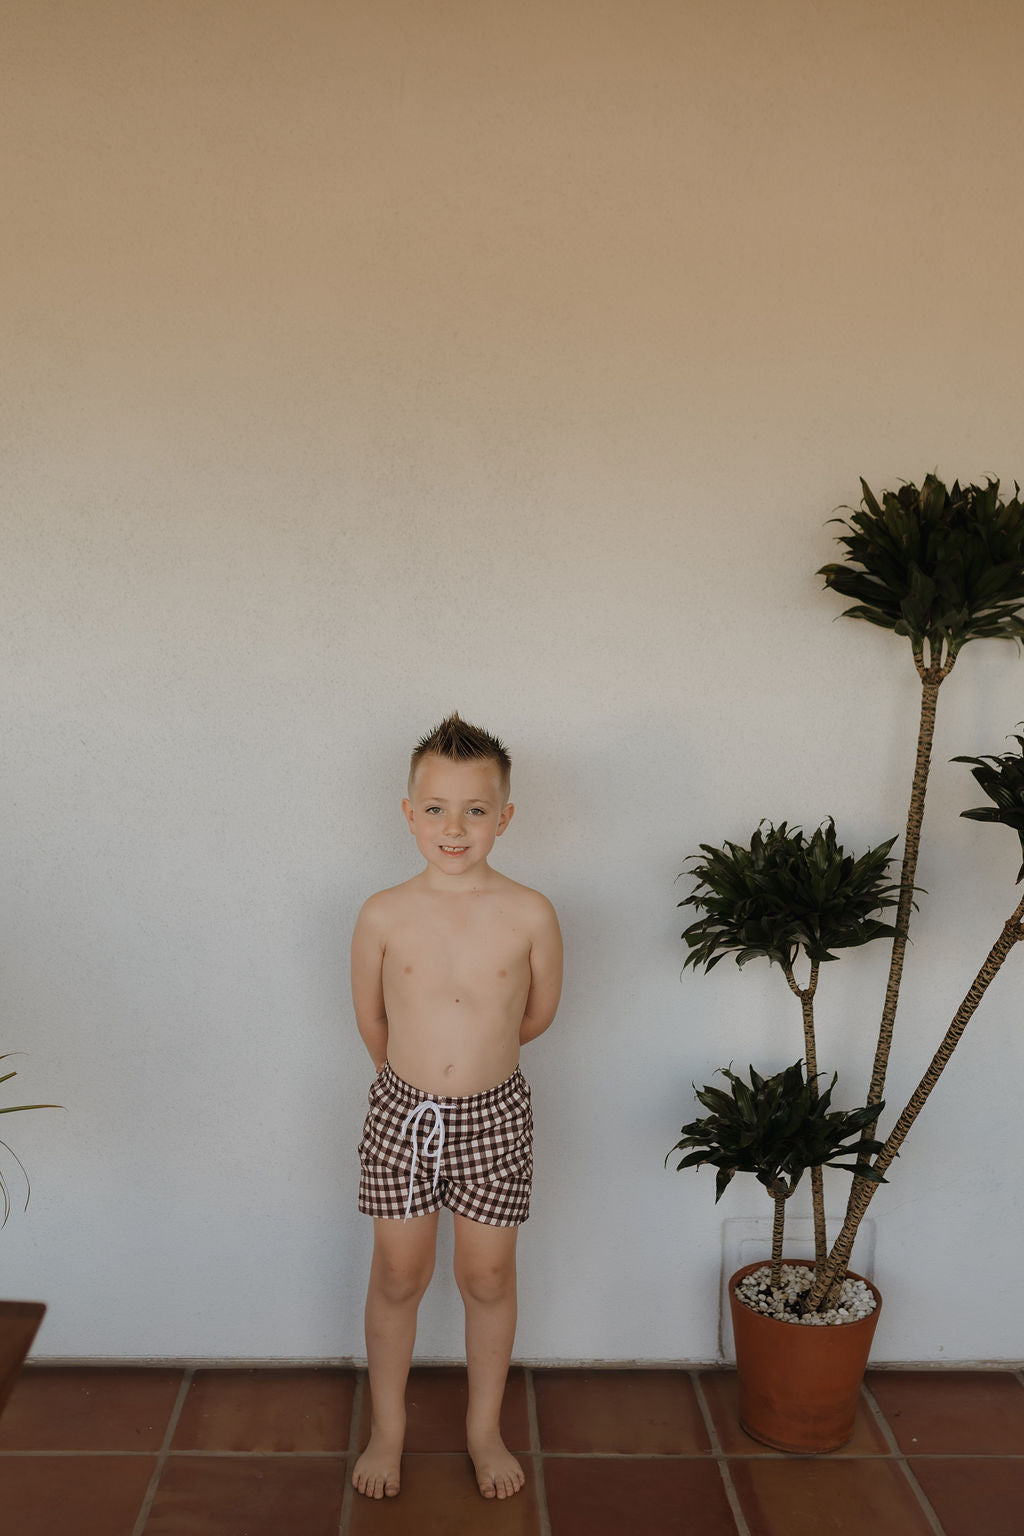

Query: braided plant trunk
804 890 1024 1314
770 1191 788 1288
864 653 956 1124
825 652 957 1308
781 959 825 1273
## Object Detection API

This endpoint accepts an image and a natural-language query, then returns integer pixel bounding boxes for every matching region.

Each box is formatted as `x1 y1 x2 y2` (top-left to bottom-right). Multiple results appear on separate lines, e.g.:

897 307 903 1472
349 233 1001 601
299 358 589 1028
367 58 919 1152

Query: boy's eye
425 806 442 814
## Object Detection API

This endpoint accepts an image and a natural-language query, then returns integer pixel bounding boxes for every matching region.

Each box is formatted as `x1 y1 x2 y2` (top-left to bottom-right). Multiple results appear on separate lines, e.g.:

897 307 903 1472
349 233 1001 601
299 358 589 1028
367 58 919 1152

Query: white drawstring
399 1100 446 1221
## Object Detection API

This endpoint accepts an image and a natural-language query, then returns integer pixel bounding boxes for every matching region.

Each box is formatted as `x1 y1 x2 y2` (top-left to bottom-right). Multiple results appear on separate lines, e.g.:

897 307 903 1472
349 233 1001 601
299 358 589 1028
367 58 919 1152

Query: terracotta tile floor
0 1364 1021 1535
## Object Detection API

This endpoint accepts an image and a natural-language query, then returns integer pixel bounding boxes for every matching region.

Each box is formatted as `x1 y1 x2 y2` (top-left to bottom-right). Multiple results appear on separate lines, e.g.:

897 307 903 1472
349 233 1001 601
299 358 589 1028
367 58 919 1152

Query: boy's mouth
440 845 468 855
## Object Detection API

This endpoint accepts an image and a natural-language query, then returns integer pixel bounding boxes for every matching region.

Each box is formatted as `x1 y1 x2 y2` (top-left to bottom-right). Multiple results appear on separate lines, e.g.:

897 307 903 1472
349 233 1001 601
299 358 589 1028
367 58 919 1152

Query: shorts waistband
379 1059 526 1109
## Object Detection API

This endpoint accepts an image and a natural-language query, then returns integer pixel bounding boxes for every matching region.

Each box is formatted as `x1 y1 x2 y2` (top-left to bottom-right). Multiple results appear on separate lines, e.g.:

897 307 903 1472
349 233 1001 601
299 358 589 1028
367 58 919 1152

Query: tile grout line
524 1367 552 1536
130 1366 193 1536
337 1369 365 1536
2 1443 1021 1462
896 1460 951 1536
859 1380 901 1457
861 1381 947 1536
690 1371 751 1536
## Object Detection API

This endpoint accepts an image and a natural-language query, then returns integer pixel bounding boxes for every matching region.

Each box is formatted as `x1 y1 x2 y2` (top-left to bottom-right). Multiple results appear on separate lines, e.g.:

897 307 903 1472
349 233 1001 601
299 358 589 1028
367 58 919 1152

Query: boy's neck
417 859 500 893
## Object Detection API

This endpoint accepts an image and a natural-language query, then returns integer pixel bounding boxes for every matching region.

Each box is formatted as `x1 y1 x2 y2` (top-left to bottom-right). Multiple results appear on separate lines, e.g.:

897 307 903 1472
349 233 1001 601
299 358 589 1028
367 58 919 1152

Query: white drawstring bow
399 1100 446 1221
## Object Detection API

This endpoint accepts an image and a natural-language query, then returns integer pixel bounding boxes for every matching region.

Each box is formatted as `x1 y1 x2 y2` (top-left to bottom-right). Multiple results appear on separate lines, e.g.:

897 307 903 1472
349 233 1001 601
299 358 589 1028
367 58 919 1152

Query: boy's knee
372 1252 435 1305
455 1254 516 1306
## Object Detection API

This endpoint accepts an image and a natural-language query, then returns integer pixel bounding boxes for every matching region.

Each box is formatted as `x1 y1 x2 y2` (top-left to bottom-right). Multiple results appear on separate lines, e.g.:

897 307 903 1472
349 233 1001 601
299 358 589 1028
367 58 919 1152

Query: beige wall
3 0 1024 1362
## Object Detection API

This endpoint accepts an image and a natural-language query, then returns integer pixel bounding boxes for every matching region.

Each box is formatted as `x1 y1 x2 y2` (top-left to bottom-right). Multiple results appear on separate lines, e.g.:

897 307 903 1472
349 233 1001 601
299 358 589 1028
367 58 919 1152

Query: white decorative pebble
735 1264 877 1325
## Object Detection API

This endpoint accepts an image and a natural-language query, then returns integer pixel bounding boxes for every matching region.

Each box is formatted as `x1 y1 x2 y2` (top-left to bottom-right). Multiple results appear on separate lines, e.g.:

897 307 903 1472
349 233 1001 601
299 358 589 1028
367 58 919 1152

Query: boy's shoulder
489 871 559 926
356 877 420 920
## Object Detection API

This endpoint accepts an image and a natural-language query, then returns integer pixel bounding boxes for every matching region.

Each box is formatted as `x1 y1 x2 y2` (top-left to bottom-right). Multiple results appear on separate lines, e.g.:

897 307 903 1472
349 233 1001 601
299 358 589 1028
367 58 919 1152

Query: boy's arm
351 897 389 1072
519 897 563 1045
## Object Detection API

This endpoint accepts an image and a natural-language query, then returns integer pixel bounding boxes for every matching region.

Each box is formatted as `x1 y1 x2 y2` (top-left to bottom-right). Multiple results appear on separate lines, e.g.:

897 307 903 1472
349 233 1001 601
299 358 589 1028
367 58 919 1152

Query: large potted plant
669 475 1024 1451
0 1055 59 1421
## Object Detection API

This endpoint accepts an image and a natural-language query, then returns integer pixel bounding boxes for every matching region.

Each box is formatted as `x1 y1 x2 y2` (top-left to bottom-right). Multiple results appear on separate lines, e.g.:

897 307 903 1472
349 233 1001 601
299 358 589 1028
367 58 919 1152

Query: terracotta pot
728 1260 882 1453
0 1302 45 1423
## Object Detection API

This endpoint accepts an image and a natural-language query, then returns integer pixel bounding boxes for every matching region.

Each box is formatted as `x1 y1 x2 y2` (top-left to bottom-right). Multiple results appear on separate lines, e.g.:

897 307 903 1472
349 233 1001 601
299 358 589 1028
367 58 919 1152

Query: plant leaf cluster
819 475 1024 657
955 733 1024 882
666 1062 886 1204
0 1054 61 1227
680 820 900 971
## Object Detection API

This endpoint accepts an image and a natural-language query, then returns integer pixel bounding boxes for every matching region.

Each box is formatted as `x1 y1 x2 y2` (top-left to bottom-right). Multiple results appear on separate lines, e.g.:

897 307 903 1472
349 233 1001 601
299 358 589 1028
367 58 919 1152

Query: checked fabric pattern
358 1060 533 1226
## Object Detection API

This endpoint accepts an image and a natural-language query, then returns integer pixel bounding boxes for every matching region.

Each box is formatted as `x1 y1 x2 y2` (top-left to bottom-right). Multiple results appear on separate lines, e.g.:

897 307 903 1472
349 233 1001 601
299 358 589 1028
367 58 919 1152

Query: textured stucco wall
3 0 1023 1363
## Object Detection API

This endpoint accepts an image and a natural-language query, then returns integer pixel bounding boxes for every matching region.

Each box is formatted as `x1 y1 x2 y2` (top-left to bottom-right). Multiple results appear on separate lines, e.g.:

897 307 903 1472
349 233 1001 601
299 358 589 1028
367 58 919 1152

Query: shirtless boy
350 714 562 1502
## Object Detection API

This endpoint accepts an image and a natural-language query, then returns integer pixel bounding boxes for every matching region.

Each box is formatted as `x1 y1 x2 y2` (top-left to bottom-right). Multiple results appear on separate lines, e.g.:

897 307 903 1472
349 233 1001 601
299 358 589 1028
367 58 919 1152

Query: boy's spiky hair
409 713 512 797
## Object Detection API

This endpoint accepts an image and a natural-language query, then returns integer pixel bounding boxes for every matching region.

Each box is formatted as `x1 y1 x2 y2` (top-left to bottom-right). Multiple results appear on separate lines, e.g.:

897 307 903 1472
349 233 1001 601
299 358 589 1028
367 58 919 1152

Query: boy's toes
502 1466 527 1499
468 1433 525 1500
352 1439 402 1499
352 1468 400 1500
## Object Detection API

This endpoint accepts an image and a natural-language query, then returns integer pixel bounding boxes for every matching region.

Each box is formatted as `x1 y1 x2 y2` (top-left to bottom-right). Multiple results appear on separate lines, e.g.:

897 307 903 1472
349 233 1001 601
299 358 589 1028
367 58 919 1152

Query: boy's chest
383 902 531 988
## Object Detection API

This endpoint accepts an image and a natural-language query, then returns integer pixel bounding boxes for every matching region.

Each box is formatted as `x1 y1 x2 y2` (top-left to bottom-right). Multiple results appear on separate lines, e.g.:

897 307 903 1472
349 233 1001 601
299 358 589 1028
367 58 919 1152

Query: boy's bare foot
467 1429 525 1499
352 1428 403 1499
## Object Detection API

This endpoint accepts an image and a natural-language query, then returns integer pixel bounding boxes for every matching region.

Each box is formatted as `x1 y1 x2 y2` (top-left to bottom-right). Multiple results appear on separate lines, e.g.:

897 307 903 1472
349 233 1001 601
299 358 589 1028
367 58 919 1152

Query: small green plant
0 1056 60 1227
666 1062 884 1288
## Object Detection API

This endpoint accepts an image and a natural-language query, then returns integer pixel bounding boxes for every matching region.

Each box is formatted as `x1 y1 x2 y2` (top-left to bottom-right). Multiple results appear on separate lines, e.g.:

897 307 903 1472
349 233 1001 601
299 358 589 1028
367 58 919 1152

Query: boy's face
402 755 514 880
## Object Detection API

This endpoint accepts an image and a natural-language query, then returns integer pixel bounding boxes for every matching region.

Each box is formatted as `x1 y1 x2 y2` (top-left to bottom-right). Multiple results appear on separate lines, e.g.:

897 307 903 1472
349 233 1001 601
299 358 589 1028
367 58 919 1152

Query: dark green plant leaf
679 821 901 972
819 475 1024 659
666 1062 887 1205
954 732 1024 880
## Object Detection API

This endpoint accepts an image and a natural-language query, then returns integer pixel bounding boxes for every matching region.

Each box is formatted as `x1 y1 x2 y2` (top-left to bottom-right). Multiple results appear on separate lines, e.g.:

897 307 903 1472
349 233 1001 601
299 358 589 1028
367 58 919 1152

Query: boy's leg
353 1211 439 1500
452 1212 523 1500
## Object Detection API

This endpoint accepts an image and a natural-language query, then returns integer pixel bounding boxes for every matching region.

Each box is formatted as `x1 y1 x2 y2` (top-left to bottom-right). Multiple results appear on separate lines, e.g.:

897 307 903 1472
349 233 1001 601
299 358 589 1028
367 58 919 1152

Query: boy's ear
401 798 415 832
496 801 515 836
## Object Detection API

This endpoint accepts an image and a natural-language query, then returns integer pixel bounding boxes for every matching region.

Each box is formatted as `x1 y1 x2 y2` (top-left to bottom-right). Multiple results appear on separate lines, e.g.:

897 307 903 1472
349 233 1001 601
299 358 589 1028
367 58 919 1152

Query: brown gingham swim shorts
358 1061 533 1226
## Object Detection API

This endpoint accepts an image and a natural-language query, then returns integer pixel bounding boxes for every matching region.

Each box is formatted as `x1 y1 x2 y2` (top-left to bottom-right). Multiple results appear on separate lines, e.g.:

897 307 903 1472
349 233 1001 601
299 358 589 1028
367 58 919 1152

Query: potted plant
0 1054 59 1422
669 475 1024 1451
668 1059 886 1450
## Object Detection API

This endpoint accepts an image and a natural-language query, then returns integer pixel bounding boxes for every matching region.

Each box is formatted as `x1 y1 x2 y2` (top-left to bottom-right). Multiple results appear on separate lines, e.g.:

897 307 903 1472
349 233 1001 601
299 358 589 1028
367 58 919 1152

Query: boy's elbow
520 1012 555 1045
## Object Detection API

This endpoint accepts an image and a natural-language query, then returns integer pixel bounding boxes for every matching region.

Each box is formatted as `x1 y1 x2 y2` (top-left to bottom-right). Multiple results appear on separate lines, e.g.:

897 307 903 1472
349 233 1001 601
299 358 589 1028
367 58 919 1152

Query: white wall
3 0 1023 1364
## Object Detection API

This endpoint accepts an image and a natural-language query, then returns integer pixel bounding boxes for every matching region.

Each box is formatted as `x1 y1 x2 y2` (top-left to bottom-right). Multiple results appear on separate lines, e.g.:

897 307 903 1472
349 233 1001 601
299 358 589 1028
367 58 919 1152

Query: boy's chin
429 851 489 874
